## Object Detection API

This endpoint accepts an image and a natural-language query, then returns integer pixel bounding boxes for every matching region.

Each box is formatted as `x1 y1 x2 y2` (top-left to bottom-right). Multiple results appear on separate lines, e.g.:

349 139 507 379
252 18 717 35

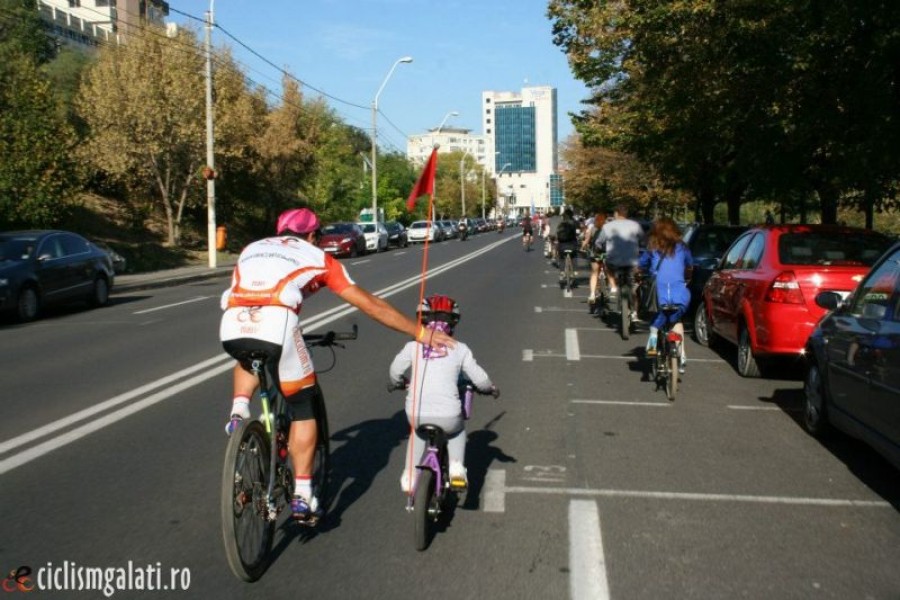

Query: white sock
294 475 312 500
230 396 250 419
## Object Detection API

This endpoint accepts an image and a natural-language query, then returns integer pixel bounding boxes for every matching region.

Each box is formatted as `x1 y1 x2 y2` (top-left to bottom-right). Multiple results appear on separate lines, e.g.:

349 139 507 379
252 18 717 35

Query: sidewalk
113 255 236 293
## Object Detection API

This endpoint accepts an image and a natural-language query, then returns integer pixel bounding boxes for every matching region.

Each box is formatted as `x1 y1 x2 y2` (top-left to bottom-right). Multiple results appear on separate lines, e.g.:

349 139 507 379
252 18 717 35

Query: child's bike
649 305 683 401
221 326 357 582
388 379 499 551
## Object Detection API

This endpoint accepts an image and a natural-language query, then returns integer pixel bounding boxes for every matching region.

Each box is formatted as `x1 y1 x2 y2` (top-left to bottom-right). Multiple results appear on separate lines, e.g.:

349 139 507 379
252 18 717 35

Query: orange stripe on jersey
226 265 326 309
281 373 317 396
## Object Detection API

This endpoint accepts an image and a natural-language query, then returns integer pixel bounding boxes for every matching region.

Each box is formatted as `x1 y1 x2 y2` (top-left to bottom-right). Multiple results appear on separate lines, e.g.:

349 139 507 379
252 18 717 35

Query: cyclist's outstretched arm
338 285 456 349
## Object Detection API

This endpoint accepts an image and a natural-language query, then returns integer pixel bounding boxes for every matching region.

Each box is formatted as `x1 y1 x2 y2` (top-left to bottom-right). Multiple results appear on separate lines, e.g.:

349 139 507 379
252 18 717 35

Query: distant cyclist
521 211 534 251
639 217 693 373
582 214 605 311
596 204 644 313
219 208 455 522
555 208 580 282
389 295 498 492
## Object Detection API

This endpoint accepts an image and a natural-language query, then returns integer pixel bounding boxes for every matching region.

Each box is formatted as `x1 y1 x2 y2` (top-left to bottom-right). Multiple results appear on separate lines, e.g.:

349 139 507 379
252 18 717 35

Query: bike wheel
312 387 331 517
413 468 435 551
566 257 574 292
666 352 679 401
620 291 631 340
221 420 275 582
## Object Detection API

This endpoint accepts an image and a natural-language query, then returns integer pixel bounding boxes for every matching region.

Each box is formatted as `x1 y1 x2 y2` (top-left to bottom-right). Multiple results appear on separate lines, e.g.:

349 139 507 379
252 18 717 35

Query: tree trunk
863 186 875 230
815 184 839 225
696 186 716 224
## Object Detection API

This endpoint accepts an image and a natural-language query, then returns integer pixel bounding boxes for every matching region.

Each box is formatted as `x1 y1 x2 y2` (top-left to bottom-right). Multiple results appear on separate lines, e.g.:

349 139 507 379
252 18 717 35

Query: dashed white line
483 469 506 513
565 328 581 361
133 296 210 315
523 349 534 362
569 500 610 600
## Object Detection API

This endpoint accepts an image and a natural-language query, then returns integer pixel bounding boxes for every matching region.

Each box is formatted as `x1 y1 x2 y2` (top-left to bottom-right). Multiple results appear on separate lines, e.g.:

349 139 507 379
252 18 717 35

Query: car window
720 233 753 269
690 227 746 259
323 224 352 234
0 237 36 261
60 233 89 257
38 235 65 260
361 224 375 233
778 231 892 266
739 234 766 270
848 247 900 321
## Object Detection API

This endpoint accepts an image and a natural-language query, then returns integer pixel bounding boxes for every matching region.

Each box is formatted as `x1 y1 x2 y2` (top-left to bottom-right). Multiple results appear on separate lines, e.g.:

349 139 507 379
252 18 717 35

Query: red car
316 222 367 258
698 224 892 377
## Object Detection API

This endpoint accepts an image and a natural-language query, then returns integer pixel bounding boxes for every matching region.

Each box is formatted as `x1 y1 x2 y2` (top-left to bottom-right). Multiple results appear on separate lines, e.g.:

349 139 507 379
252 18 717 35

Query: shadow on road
460 411 517 511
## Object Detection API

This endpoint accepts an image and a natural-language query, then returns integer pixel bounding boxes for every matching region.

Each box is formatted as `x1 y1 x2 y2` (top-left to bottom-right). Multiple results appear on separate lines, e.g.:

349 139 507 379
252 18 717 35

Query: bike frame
408 430 447 511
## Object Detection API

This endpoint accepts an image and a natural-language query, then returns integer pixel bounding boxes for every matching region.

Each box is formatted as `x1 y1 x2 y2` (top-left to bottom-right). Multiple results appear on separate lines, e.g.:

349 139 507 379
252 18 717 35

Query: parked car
698 224 892 377
0 230 115 322
803 240 900 470
407 220 441 244
358 222 388 253
682 224 748 326
317 222 366 258
384 221 408 248
92 240 128 274
439 220 456 240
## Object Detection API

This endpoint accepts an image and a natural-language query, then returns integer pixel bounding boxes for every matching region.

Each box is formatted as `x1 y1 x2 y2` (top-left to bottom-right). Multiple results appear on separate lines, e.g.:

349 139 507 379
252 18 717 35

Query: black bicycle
221 326 357 582
559 247 577 293
649 305 683 401
613 265 636 340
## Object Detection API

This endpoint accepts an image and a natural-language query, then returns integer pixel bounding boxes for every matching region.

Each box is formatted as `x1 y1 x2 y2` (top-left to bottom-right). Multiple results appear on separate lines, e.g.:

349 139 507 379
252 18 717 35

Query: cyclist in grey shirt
596 204 645 306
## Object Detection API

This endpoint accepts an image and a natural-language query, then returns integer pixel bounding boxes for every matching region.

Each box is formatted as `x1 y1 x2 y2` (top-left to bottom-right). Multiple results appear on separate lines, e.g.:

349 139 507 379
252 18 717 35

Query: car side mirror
815 291 843 311
697 257 719 270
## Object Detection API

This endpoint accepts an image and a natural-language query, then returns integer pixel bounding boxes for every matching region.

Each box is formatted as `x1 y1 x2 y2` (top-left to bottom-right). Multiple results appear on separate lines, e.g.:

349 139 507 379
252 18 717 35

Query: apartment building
406 127 487 169
37 0 169 49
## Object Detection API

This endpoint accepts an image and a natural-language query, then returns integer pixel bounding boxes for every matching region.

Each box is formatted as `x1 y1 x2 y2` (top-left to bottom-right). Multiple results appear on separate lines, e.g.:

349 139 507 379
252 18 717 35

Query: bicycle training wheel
221 420 275 582
413 469 435 551
666 353 679 401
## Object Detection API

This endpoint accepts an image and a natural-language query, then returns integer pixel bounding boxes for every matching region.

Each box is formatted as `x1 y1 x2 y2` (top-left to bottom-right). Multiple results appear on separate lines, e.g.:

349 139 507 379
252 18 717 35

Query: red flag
406 148 438 212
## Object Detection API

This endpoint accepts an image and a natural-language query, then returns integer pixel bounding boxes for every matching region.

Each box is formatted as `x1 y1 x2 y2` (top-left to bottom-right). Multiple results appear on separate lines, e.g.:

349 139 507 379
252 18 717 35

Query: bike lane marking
0 238 517 476
569 499 611 600
132 296 210 315
565 328 581 361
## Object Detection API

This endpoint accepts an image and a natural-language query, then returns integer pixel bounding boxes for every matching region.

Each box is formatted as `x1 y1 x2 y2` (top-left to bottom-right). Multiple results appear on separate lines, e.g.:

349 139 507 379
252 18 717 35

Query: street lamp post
371 56 412 231
430 110 458 221
496 162 512 218
204 0 216 268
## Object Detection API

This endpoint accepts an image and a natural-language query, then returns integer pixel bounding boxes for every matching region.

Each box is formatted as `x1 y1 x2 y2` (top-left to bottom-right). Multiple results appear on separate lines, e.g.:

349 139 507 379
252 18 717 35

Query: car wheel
693 306 710 347
737 326 761 378
803 362 832 438
349 246 358 258
89 276 110 307
16 286 40 322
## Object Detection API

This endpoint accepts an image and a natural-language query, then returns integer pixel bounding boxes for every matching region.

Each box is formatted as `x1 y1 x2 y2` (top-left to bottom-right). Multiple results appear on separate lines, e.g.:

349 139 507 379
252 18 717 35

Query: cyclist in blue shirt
639 217 693 372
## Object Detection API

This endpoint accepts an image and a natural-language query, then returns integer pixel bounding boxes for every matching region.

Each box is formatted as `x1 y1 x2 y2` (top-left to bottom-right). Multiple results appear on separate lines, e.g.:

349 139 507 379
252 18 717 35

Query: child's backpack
556 220 577 243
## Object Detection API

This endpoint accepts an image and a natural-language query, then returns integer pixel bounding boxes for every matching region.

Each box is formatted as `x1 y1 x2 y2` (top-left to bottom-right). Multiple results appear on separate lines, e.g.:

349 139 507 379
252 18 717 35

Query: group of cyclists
520 204 694 372
216 204 691 526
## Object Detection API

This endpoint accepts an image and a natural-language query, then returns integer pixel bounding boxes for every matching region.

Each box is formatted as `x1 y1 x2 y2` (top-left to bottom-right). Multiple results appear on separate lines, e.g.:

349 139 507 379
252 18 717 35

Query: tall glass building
482 86 562 216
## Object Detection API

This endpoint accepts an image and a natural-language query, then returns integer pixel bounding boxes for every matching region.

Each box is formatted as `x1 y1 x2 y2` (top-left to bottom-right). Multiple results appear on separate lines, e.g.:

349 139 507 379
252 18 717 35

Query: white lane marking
503 485 891 508
542 284 549 288
350 259 371 265
0 361 235 476
394 252 406 256
569 500 610 600
564 289 573 299
483 469 506 513
565 329 580 361
579 355 634 360
523 349 534 362
572 400 670 407
132 296 210 315
535 306 543 313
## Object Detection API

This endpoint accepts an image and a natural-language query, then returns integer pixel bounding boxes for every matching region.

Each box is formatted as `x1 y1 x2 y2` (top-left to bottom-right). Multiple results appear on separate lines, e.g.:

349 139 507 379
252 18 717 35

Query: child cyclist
639 217 693 373
388 294 499 492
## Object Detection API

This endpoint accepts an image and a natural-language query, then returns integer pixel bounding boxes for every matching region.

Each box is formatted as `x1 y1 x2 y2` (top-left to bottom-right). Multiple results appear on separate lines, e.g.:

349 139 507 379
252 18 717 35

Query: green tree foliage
548 0 900 227
0 0 80 228
78 27 207 246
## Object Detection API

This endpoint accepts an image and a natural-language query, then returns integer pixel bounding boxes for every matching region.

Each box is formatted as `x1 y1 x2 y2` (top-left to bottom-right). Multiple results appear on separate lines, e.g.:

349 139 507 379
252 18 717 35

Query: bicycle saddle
416 424 448 447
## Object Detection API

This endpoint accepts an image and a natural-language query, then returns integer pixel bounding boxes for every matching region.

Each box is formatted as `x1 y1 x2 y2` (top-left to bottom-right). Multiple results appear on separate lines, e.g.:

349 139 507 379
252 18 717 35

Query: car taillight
766 271 804 304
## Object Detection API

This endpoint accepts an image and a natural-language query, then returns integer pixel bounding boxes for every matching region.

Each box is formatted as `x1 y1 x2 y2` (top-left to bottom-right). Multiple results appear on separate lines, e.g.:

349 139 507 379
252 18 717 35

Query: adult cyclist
219 208 455 522
521 211 534 251
555 208 580 284
595 203 644 317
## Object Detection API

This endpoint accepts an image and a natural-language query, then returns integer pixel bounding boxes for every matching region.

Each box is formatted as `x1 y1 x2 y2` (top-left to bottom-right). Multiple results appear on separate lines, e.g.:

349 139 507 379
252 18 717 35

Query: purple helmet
276 208 320 235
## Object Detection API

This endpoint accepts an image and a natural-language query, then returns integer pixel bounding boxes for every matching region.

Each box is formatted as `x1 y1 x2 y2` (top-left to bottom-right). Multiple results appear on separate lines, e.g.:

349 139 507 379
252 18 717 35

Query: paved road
1 232 898 599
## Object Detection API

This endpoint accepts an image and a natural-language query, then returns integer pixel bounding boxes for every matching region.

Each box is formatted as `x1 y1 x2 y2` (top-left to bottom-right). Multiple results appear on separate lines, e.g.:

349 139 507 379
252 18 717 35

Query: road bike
606 265 635 340
558 247 577 293
649 305 683 401
389 379 498 551
221 326 357 582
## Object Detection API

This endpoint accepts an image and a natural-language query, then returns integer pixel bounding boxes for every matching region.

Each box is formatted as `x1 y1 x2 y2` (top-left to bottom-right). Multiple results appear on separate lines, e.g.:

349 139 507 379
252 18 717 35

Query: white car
358 222 389 252
407 220 441 243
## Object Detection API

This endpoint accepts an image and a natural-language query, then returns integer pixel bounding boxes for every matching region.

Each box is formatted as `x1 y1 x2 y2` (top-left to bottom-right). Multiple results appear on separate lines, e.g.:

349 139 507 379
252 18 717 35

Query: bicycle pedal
449 478 468 491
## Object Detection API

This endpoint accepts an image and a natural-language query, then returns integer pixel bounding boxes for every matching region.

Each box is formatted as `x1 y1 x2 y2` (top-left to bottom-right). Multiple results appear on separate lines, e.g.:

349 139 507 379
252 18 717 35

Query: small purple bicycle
388 379 498 550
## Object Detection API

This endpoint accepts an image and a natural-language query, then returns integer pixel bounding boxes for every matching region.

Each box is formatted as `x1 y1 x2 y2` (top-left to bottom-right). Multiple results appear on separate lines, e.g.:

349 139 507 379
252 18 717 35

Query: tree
78 27 206 246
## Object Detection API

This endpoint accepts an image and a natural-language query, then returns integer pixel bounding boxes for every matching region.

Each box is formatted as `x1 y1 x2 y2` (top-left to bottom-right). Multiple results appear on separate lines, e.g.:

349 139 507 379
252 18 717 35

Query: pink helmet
276 208 320 235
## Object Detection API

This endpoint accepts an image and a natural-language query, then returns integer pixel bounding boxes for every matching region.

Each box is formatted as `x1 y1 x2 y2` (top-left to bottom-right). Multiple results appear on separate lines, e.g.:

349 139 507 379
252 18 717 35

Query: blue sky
172 0 590 155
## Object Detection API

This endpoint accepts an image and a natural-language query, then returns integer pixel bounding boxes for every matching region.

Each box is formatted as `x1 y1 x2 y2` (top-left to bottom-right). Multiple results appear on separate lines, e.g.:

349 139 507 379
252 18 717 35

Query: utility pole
204 2 216 268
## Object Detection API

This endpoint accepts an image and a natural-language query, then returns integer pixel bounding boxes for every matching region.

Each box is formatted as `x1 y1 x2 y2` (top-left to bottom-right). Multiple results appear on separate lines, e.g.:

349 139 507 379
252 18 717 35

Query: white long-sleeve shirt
389 339 492 419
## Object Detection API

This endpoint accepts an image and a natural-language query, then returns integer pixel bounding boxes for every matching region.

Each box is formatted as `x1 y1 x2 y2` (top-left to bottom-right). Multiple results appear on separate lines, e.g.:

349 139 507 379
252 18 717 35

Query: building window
68 0 81 7
95 0 111 6
486 108 491 114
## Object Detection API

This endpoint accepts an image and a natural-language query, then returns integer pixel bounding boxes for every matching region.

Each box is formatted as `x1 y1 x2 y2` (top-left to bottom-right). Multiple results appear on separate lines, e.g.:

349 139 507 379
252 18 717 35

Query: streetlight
459 150 472 217
204 0 216 268
371 56 413 231
430 110 457 220
496 162 512 218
